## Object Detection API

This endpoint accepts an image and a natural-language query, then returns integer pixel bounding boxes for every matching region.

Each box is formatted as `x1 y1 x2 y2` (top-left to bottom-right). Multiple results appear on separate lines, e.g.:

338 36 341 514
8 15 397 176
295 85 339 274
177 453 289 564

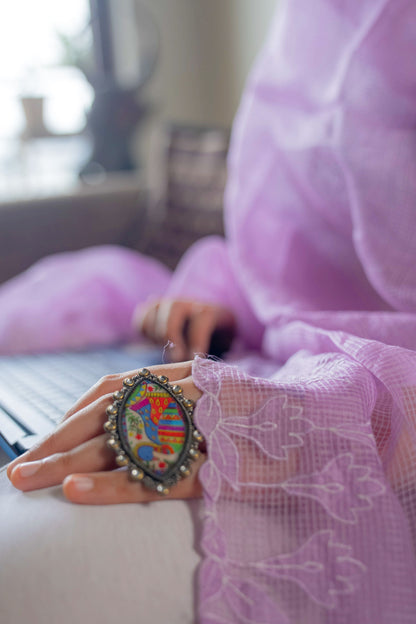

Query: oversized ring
104 368 204 495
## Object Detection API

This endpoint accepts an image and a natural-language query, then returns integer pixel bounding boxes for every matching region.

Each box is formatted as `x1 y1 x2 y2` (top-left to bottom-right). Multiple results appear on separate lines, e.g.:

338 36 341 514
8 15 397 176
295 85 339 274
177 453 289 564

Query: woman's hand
135 298 235 362
6 361 205 505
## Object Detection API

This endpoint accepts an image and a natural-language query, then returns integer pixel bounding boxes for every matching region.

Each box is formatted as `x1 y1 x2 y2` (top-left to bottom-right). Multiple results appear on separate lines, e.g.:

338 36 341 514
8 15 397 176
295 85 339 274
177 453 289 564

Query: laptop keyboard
0 347 162 441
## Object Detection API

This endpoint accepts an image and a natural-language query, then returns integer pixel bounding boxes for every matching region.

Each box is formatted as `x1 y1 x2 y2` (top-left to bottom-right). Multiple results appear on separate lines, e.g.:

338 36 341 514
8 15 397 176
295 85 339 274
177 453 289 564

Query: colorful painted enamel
104 369 203 495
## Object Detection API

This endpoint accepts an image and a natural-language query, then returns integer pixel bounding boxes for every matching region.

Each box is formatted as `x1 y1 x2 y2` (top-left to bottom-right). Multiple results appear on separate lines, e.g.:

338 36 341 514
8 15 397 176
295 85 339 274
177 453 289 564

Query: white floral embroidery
280 453 386 523
249 530 367 609
293 415 377 449
221 394 306 461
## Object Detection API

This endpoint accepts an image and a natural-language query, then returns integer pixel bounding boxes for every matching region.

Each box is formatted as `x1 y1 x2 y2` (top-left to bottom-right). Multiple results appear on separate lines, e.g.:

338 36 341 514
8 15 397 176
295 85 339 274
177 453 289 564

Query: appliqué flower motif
200 530 366 621
221 394 305 461
280 453 386 523
225 579 290 624
249 530 366 609
193 360 373 622
201 560 291 624
195 365 306 495
294 416 376 449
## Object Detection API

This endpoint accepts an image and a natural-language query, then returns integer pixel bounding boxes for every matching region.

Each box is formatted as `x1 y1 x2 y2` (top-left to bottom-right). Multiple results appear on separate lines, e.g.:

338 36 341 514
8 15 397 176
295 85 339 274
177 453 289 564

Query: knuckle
96 375 108 387
61 407 74 422
45 451 71 473
98 373 119 386
98 392 115 408
41 430 59 456
59 452 72 470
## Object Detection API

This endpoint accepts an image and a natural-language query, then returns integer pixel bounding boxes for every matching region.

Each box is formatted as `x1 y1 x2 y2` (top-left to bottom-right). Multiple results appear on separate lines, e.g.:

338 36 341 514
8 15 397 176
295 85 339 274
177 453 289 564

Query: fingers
62 360 194 421
187 308 218 356
63 454 206 505
184 305 235 360
7 362 195 477
139 299 211 361
161 300 192 361
7 371 202 504
8 434 115 492
174 375 202 402
6 393 114 477
136 298 161 338
138 299 207 361
138 298 236 362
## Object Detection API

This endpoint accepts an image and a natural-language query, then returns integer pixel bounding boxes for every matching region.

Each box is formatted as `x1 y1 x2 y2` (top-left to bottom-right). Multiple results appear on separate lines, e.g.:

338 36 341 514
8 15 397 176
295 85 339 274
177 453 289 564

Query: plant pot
20 96 49 138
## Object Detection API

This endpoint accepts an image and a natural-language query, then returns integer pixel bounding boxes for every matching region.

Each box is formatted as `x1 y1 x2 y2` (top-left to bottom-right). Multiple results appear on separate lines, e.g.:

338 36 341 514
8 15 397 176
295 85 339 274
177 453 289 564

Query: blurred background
0 0 277 282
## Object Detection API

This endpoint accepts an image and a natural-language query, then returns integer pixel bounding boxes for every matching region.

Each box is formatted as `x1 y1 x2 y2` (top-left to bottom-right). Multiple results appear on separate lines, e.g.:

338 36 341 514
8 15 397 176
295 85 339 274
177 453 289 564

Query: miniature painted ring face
104 370 202 493
119 378 189 480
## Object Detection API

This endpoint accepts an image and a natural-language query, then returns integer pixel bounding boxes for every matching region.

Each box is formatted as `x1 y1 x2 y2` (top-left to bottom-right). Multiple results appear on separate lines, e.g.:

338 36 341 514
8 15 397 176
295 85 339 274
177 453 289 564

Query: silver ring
104 368 203 496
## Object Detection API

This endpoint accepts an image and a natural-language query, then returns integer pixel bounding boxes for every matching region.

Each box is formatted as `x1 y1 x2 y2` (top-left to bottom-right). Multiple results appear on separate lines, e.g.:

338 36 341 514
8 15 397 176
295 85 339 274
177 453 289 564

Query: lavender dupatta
166 1 416 621
0 1 415 621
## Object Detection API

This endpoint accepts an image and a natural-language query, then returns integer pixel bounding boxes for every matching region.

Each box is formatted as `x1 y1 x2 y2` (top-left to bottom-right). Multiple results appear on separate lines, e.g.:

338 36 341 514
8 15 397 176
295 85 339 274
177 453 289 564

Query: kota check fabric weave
166 0 416 621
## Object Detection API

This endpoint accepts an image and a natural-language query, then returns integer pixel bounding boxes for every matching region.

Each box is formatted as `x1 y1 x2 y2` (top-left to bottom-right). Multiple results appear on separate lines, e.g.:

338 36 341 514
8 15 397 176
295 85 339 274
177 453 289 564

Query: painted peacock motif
123 381 186 476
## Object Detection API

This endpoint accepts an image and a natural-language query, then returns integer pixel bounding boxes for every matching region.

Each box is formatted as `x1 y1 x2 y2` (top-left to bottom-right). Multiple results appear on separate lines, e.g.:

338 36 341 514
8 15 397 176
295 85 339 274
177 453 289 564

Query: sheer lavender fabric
166 1 416 621
0 0 415 621
0 246 171 353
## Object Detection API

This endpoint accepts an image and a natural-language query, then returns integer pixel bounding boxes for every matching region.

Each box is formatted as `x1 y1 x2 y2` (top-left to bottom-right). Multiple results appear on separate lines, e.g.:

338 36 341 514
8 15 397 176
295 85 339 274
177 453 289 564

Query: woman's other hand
6 362 205 505
135 298 235 362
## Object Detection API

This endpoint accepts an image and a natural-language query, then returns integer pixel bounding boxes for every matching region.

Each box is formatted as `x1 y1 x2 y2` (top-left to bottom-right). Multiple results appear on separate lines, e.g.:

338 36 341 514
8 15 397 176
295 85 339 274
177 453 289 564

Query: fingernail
7 451 30 476
70 476 94 492
16 461 42 478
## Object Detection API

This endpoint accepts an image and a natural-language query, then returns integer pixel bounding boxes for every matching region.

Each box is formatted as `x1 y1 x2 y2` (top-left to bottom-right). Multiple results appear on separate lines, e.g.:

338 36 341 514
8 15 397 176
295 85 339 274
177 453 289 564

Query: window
0 1 94 198
0 0 93 138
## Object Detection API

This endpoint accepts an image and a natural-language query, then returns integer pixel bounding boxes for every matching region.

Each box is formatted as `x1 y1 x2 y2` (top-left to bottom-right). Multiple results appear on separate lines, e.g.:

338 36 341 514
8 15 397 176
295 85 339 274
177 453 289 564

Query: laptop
0 344 162 460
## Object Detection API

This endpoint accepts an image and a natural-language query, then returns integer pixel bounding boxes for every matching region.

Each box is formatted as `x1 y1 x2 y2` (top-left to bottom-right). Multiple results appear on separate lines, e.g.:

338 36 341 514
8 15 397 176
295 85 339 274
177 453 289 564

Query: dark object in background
208 326 235 359
80 86 148 176
141 125 229 269
82 0 159 175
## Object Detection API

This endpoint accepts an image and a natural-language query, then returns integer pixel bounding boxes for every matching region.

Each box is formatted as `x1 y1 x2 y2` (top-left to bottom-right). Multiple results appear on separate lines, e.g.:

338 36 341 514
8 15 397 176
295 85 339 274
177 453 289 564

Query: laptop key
0 387 56 437
0 346 162 454
0 407 27 445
